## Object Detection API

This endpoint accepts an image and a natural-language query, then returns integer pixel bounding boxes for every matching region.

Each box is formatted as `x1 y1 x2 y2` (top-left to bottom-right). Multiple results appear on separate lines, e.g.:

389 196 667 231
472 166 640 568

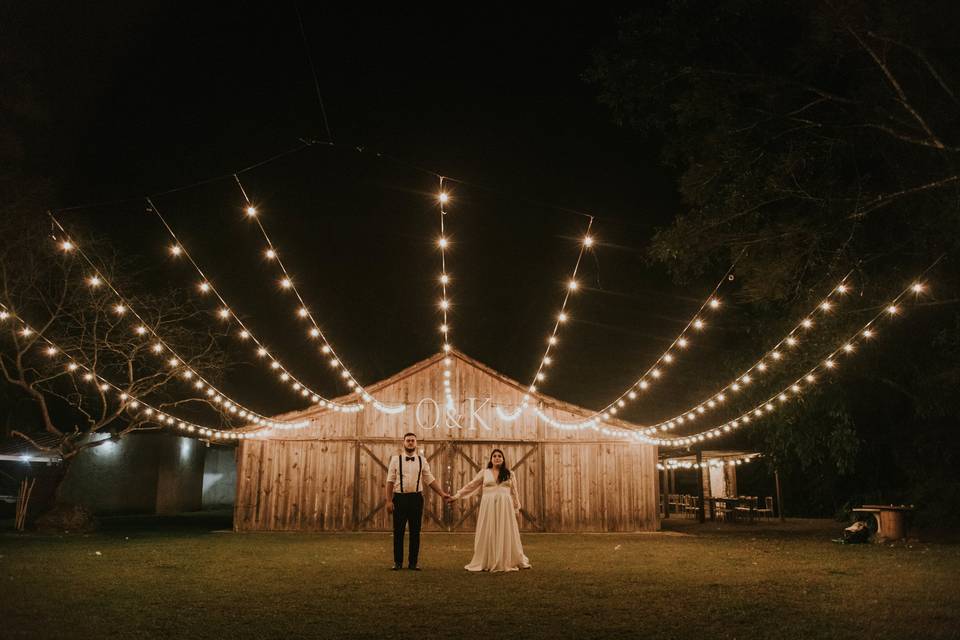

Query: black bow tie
405 456 416 462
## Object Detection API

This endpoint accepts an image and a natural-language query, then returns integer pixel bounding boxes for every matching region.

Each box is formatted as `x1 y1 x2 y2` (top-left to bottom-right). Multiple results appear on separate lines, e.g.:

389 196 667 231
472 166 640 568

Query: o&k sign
415 397 498 430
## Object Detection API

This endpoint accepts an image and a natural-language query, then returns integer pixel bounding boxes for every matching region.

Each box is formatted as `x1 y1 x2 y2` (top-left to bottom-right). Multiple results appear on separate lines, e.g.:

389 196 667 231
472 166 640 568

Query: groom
385 433 450 570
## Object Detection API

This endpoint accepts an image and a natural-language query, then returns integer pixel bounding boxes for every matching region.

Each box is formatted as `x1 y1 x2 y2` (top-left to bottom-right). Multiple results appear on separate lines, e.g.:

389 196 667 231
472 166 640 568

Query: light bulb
199 282 211 293
438 237 448 248
246 206 257 217
801 319 813 328
114 304 126 315
693 319 704 330
439 299 449 310
836 283 848 293
218 308 230 319
297 307 308 318
239 330 250 339
568 280 578 291
911 283 925 293
45 346 57 356
280 278 292 289
438 192 449 204
134 325 147 335
257 347 267 357
558 312 568 323
862 329 873 338
61 240 74 251
709 298 720 309
169 245 182 256
548 336 558 345
583 235 594 247
677 338 688 348
309 328 320 337
887 304 898 314
440 274 449 284
265 248 276 259
821 301 832 311
88 276 102 288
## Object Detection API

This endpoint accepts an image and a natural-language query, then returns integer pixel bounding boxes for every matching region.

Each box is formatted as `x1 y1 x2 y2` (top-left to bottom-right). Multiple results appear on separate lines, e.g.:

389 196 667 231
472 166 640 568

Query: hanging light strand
437 177 456 410
652 269 940 448
230 177 403 414
146 198 362 413
538 255 742 429
0 304 277 440
627 272 856 436
525 217 595 398
47 215 296 428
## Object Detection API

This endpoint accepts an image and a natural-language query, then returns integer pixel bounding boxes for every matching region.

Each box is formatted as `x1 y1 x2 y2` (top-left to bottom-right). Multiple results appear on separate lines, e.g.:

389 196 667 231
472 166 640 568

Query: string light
435 177 456 412
223 180 401 412
144 198 368 414
653 273 937 447
542 260 743 428
0 303 271 440
48 215 302 428
505 217 595 422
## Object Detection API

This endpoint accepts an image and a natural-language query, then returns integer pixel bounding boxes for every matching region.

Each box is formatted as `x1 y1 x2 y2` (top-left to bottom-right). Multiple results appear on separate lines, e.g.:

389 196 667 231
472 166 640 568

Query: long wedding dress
454 468 531 572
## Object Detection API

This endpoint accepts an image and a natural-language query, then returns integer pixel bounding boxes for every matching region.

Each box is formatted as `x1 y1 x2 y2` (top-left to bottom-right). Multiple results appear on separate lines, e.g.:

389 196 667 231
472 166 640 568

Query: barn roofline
266 348 646 432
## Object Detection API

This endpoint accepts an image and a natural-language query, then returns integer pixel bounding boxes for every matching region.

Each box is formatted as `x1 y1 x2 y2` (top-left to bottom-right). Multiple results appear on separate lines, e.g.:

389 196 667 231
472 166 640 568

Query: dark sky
9 4 743 422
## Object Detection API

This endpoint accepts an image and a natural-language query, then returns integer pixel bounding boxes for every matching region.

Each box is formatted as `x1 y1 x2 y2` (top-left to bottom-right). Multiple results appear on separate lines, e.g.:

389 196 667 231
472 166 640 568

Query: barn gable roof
269 348 645 431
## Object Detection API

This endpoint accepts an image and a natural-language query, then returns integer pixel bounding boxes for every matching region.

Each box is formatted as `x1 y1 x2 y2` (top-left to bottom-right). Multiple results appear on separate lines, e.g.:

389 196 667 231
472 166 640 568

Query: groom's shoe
408 565 421 571
391 564 402 571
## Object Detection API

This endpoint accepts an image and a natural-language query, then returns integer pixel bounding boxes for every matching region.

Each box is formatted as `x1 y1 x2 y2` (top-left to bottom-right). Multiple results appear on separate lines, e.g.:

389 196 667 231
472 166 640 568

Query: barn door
353 440 449 531
445 442 543 532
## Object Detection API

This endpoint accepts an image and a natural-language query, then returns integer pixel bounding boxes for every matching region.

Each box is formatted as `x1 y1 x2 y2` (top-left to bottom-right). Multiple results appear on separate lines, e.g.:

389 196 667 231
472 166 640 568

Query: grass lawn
1 514 958 639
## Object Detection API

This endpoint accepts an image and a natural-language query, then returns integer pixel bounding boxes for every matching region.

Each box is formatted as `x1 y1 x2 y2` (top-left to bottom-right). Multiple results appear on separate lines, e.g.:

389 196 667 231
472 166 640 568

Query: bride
448 449 531 572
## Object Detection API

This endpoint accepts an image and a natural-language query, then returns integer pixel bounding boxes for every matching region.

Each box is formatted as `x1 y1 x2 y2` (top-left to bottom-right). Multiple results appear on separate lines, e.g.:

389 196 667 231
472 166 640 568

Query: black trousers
392 492 424 567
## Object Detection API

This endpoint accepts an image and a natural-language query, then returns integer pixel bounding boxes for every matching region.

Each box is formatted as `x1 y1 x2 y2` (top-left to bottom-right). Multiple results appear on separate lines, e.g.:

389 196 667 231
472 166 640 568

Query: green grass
1 515 958 639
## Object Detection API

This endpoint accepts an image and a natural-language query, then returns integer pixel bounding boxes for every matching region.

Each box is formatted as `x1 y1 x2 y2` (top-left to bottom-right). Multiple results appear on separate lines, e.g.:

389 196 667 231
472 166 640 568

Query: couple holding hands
385 432 531 572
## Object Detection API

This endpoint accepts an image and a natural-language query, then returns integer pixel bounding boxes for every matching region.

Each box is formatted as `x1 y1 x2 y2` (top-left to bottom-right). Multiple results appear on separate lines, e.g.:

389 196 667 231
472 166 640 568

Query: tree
0 213 230 513
588 0 960 522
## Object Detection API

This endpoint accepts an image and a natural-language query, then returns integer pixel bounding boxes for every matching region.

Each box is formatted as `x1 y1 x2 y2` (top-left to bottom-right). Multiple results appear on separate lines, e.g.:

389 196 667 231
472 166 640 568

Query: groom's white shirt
386 452 436 493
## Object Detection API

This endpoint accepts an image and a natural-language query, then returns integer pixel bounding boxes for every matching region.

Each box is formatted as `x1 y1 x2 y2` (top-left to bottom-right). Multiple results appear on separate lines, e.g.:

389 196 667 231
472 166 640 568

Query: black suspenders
398 455 424 494
416 456 423 493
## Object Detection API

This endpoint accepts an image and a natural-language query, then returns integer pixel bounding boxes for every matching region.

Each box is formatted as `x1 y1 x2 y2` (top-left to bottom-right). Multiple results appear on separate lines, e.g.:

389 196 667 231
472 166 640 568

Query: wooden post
695 450 705 523
660 464 669 519
774 469 785 522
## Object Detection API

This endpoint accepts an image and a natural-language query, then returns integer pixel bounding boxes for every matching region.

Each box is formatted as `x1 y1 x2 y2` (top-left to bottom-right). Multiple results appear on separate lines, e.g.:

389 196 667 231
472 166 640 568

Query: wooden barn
234 350 660 533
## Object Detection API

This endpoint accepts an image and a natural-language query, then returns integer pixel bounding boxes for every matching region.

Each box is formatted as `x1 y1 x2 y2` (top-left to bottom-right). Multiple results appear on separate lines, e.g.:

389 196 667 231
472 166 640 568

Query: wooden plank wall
234 353 659 532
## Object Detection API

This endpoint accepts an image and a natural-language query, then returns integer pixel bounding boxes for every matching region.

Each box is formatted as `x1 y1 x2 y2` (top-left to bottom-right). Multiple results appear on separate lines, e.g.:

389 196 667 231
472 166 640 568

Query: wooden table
851 504 914 541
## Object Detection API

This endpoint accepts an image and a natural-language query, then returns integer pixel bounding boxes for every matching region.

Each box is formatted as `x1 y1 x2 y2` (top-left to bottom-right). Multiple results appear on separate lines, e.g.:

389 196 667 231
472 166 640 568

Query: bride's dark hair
486 449 511 484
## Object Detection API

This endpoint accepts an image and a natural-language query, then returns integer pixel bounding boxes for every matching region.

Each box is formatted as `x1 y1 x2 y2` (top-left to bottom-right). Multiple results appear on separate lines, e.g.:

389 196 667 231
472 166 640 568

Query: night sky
10 4 742 421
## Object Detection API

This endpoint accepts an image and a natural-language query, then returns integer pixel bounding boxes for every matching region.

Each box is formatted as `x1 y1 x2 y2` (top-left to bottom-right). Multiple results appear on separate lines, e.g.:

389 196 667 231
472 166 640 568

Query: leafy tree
589 0 960 522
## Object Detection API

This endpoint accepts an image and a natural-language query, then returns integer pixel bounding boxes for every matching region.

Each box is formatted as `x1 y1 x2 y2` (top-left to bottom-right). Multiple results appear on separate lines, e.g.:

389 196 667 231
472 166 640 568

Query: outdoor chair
715 499 735 522
734 496 757 523
755 496 774 520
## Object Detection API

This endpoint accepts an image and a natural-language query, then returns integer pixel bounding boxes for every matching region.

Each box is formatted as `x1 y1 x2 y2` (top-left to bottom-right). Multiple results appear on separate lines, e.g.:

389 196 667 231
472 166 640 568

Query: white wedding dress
454 468 531 572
